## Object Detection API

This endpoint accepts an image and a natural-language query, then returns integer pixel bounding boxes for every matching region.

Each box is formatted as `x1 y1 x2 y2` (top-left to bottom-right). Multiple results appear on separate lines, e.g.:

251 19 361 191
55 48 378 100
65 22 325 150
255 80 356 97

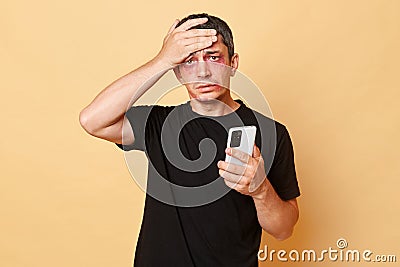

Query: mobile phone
225 126 257 166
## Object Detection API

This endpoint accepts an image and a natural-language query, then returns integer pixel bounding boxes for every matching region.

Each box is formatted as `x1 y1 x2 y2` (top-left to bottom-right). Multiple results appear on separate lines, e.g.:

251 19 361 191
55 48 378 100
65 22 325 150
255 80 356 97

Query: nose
196 61 211 78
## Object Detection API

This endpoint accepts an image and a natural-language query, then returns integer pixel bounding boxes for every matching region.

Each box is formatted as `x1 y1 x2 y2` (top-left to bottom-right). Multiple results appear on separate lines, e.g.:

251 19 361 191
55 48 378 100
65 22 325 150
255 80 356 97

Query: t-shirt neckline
185 99 245 119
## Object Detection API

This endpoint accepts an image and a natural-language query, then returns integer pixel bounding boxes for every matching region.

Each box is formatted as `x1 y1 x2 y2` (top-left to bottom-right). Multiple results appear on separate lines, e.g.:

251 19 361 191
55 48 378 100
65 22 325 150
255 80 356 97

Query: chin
195 96 215 102
192 88 227 102
194 92 222 102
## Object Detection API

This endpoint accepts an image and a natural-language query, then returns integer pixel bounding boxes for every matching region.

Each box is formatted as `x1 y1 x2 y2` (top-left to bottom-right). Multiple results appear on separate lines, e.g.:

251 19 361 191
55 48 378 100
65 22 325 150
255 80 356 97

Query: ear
230 53 239 76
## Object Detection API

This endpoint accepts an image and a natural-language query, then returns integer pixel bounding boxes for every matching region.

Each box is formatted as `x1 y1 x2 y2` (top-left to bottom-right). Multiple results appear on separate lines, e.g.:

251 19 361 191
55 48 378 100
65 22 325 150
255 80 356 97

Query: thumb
252 144 261 158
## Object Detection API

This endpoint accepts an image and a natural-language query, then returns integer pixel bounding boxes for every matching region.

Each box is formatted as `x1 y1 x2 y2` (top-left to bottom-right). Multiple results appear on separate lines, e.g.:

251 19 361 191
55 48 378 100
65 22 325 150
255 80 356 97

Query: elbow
273 228 294 241
79 109 96 135
273 214 299 241
261 224 294 241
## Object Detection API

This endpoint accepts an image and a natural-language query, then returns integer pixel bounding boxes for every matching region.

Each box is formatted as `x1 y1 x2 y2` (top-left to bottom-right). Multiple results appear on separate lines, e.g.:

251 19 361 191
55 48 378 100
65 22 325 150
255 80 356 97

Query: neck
189 94 240 116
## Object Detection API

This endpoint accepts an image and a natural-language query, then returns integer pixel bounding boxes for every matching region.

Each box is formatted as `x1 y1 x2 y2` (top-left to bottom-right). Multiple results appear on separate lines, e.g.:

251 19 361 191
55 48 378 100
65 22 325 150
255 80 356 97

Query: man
79 13 300 267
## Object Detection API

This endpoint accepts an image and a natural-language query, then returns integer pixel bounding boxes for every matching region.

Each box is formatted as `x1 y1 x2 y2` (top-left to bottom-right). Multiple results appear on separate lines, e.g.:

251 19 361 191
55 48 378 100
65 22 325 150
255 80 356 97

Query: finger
181 35 217 46
184 40 213 54
224 179 246 191
167 19 180 35
253 144 261 158
217 160 246 176
180 28 217 39
224 179 237 189
219 169 248 184
176 17 208 32
226 147 251 164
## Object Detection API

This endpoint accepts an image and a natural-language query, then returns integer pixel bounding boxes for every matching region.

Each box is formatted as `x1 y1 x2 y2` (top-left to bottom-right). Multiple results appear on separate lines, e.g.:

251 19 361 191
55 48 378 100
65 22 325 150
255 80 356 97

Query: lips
196 83 219 91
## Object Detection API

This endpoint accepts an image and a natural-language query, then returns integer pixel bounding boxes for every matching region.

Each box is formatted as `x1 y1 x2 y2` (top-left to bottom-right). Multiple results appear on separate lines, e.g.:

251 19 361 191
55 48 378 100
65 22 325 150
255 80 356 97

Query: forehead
191 34 228 56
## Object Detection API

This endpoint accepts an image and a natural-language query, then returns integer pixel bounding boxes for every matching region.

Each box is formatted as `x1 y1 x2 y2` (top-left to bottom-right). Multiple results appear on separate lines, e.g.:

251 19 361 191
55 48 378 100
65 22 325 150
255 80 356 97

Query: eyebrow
204 50 221 55
188 50 221 58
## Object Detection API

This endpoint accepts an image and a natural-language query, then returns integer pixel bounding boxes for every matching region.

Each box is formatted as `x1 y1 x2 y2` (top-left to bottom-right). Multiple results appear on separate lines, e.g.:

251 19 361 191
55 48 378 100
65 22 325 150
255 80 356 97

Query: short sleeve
267 124 301 200
115 105 155 151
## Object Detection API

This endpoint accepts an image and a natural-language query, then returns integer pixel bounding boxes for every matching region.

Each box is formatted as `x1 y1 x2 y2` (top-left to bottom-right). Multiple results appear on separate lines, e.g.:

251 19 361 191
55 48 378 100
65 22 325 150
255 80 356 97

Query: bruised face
175 34 239 101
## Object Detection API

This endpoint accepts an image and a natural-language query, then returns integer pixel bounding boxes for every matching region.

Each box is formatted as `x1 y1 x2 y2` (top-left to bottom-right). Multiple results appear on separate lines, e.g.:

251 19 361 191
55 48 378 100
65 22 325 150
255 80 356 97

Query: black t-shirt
115 99 300 267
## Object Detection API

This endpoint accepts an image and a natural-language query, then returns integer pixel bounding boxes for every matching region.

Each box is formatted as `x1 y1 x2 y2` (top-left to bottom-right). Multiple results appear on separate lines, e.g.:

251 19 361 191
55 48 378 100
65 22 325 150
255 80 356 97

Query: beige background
1 0 399 266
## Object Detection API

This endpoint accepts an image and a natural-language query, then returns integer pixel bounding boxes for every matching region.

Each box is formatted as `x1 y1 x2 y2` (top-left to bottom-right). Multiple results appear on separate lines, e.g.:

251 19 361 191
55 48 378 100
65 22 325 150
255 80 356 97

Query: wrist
152 53 174 70
251 177 271 201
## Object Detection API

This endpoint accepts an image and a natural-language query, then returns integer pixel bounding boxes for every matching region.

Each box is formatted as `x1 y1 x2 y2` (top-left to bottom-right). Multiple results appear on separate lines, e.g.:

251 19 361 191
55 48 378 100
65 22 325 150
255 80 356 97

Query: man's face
175 34 239 101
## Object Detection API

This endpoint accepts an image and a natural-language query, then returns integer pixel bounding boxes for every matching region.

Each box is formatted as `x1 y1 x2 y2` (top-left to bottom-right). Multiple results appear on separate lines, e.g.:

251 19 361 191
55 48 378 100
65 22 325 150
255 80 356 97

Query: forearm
80 18 217 134
79 55 170 133
252 178 299 240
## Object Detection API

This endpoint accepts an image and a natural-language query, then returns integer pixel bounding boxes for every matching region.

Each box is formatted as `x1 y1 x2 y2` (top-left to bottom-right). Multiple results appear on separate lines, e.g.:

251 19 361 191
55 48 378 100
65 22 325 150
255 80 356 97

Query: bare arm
79 17 217 144
252 180 299 240
79 56 170 144
218 145 299 240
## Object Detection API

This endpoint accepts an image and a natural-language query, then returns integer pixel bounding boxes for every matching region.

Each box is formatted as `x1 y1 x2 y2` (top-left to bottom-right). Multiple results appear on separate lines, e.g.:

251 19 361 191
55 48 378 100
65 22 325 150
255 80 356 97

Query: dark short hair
175 13 235 59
